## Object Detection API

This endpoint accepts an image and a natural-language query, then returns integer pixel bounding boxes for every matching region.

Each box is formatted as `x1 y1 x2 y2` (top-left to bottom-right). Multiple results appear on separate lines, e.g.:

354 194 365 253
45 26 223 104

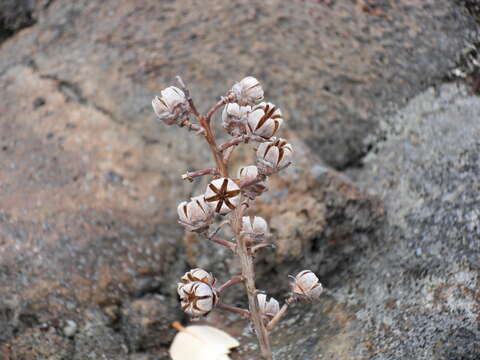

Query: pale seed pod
237 165 267 199
256 138 293 175
178 281 218 317
177 196 214 232
247 102 283 139
291 270 323 301
237 165 258 183
204 178 241 215
231 76 264 106
152 86 189 125
180 268 216 287
222 103 251 136
241 216 269 241
257 294 280 321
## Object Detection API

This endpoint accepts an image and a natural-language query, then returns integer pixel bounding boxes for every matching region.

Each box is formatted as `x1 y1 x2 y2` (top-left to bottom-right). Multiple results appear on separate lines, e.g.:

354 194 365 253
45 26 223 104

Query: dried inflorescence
152 76 323 360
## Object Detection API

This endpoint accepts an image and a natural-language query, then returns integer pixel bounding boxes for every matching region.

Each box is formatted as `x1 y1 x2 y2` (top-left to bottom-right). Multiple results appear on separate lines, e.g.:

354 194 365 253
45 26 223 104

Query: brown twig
240 174 266 189
179 119 203 133
176 76 201 119
266 297 295 331
181 168 219 182
218 135 250 152
233 197 273 360
206 98 226 123
250 242 276 255
207 235 236 252
217 275 245 292
217 302 251 318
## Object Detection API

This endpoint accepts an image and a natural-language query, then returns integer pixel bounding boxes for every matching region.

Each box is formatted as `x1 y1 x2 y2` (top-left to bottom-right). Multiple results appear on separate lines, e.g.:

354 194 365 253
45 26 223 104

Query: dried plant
152 76 323 360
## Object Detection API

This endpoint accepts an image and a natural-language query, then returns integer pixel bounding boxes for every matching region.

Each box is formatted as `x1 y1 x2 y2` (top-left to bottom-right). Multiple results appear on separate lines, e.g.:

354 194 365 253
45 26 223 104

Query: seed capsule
180 268 216 287
257 294 280 321
237 165 267 199
222 103 250 136
291 270 323 301
237 165 258 184
256 138 293 175
178 281 218 317
247 102 283 139
241 216 269 241
231 77 264 106
204 178 241 215
152 86 189 125
177 196 214 232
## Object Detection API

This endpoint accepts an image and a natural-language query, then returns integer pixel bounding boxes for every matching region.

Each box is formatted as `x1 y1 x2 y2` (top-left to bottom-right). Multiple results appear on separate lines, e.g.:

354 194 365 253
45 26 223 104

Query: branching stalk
233 199 273 360
266 297 295 331
161 76 321 360
181 168 219 181
217 276 245 292
217 303 251 318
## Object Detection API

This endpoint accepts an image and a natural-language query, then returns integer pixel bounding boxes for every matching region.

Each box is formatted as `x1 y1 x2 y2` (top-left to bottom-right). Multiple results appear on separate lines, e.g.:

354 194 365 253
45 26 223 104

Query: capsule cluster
152 77 294 233
151 78 323 323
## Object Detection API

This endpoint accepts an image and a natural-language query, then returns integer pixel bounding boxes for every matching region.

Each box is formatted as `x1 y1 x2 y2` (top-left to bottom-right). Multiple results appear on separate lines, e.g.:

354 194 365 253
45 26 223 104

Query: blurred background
1 1 480 359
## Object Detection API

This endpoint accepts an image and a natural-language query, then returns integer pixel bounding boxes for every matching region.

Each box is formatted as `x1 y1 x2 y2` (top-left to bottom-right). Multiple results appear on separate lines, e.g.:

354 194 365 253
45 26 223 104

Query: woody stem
218 135 250 152
199 114 228 177
233 201 273 360
217 276 245 292
266 297 295 331
181 168 219 181
217 303 251 318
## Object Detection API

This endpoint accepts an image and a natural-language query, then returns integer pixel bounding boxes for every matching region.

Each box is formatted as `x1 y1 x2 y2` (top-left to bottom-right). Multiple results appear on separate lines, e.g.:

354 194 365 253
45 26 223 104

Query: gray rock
63 320 78 338
0 0 479 359
269 83 480 359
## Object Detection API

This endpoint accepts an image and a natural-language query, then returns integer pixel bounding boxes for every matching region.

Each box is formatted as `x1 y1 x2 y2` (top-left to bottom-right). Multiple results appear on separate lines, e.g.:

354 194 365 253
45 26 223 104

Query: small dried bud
180 268 216 287
178 281 218 317
257 294 280 321
256 138 293 175
177 195 214 232
231 76 264 106
152 86 189 125
237 165 267 199
241 216 269 241
222 103 251 136
247 102 283 139
237 165 258 183
204 178 241 215
291 270 323 301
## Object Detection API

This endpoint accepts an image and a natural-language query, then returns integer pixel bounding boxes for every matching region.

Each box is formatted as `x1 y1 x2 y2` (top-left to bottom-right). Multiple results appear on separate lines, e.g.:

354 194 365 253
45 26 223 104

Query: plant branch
198 113 228 177
217 276 245 292
240 174 267 189
179 119 204 133
206 98 226 123
181 168 219 182
218 135 250 152
233 197 273 360
250 242 276 255
206 234 236 252
266 297 295 331
217 303 251 318
176 76 201 119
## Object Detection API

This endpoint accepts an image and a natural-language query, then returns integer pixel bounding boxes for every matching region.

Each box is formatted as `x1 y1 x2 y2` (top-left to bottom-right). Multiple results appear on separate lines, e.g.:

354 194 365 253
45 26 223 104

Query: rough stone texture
0 0 479 359
0 0 475 168
224 82 480 360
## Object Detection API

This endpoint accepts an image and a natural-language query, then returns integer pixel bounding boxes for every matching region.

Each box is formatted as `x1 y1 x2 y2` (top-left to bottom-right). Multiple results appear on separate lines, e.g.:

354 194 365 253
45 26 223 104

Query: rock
63 320 77 338
0 1 475 169
121 295 181 351
0 328 74 360
226 83 480 360
72 308 129 360
0 0 479 359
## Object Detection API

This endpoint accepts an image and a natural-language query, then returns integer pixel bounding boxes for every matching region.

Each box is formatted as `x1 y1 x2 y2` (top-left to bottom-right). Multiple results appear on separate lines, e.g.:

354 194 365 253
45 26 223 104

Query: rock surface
0 0 479 359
